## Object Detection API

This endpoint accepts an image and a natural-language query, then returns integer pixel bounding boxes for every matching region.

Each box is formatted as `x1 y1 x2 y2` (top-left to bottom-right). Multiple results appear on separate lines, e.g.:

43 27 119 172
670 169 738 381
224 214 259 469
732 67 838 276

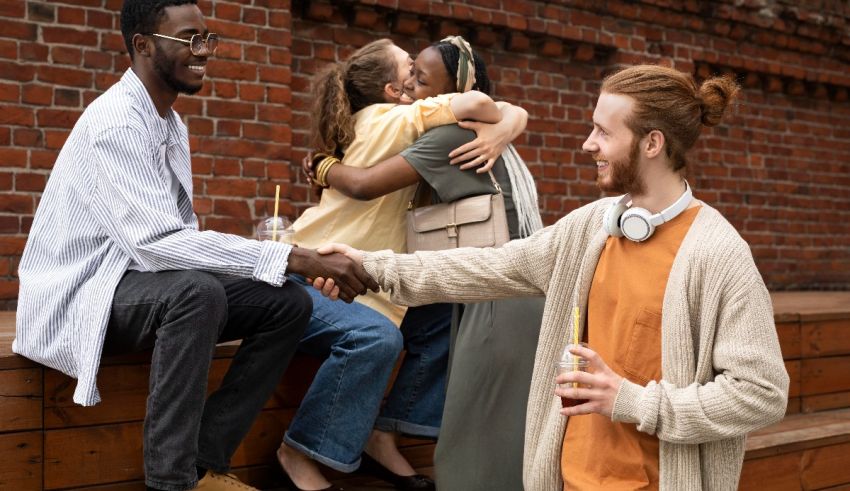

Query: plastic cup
555 345 590 408
257 217 294 244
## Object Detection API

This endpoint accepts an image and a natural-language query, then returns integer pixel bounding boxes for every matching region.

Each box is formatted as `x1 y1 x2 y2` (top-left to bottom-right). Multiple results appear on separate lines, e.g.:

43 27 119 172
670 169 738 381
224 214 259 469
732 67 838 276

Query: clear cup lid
257 216 292 239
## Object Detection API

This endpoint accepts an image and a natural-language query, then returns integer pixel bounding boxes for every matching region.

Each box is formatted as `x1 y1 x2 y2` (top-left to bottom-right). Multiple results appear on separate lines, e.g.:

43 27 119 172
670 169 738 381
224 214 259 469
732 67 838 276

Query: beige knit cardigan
363 199 789 491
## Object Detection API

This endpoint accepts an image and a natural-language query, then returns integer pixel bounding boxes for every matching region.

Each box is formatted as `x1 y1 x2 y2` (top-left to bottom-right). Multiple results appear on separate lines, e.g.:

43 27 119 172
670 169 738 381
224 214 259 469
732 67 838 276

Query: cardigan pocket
621 307 663 386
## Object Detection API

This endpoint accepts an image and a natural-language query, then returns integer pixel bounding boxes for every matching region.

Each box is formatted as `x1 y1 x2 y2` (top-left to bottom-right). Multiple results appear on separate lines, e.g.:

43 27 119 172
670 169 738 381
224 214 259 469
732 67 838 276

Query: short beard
152 44 202 95
597 137 646 195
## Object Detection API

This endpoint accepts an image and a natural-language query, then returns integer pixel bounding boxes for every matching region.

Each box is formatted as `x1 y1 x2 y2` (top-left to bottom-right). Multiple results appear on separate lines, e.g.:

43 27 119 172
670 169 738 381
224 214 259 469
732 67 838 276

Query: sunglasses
150 33 219 56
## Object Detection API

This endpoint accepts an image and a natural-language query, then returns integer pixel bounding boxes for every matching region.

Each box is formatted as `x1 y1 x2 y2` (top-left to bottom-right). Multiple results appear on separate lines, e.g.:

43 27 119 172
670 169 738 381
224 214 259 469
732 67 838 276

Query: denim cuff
145 477 198 491
374 416 439 439
283 432 360 473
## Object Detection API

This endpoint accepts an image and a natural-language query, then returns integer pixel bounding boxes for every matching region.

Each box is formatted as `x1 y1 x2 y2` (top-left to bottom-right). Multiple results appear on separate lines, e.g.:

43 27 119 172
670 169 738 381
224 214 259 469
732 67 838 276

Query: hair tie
441 35 476 93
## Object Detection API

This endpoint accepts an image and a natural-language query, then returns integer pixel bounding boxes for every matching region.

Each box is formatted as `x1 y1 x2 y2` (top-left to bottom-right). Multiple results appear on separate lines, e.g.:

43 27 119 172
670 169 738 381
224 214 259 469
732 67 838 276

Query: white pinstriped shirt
15 69 292 406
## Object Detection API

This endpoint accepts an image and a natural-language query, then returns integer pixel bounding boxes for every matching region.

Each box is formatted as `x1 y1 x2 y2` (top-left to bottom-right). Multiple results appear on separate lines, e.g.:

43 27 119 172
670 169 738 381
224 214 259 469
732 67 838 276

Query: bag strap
408 170 501 210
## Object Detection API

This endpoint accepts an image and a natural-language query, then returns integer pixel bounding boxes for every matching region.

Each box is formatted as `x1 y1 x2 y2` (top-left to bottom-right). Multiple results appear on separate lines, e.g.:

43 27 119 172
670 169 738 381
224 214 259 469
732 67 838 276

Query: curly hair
601 65 740 171
120 0 197 60
310 39 400 156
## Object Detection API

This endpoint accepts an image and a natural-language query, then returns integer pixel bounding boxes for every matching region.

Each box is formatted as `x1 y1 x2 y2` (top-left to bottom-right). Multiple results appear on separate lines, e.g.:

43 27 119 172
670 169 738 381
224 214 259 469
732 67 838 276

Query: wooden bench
740 292 850 490
3 291 850 489
0 311 430 490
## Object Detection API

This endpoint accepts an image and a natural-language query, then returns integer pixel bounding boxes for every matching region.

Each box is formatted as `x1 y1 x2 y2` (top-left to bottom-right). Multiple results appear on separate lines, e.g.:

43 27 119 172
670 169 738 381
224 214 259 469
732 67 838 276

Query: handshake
287 243 369 302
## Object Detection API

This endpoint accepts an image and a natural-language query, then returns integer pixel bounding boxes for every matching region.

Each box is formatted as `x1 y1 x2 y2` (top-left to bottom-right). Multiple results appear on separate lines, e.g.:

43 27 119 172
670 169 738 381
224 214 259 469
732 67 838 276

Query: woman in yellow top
277 38 527 491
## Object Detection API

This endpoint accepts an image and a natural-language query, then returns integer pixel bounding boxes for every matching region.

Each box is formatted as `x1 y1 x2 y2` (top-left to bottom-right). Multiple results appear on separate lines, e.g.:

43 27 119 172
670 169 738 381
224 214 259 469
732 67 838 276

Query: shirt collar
121 68 183 144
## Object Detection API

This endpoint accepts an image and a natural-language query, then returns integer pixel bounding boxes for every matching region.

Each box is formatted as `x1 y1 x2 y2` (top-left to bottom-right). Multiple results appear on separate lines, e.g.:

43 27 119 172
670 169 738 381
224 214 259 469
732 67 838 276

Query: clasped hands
300 243 367 301
555 345 624 418
287 244 370 303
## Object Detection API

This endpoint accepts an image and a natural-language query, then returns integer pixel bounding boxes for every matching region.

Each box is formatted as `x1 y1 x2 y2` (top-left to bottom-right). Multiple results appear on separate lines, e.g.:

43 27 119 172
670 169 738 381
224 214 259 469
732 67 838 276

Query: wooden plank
771 291 850 322
45 421 144 489
803 318 850 358
44 409 293 489
0 431 42 490
44 354 319 429
776 321 801 360
803 391 850 413
739 452 801 490
45 359 243 429
0 312 37 369
801 441 850 489
786 397 800 415
786 360 800 399
801 356 850 396
0 367 42 432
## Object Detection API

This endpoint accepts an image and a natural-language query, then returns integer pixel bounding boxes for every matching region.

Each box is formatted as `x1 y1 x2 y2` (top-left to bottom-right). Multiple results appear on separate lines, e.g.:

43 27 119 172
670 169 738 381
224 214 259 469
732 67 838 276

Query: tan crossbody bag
406 171 510 252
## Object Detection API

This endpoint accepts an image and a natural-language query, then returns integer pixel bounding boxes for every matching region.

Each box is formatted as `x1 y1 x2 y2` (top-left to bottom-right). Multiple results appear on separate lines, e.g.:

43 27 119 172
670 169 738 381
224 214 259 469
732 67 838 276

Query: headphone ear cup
603 202 628 237
620 207 655 242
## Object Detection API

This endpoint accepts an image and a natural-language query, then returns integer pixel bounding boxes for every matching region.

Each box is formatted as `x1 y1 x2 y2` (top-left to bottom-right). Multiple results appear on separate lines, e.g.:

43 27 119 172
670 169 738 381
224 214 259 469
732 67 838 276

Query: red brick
206 179 257 197
213 199 252 219
243 7 267 26
0 105 34 125
42 26 98 46
57 6 86 25
207 100 255 119
18 43 47 63
0 1 25 17
208 60 257 81
82 50 111 70
30 150 58 169
86 9 113 29
15 172 46 192
44 130 69 150
22 84 53 106
36 109 82 129
392 15 421 36
0 172 11 190
13 129 42 147
37 66 93 88
0 195 32 214
51 46 83 66
0 147 27 167
54 88 81 107
0 81 18 102
0 19 37 41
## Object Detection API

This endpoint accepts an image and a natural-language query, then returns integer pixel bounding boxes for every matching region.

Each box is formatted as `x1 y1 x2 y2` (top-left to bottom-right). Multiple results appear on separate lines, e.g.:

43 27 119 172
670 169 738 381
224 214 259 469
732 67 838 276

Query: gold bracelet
315 156 339 188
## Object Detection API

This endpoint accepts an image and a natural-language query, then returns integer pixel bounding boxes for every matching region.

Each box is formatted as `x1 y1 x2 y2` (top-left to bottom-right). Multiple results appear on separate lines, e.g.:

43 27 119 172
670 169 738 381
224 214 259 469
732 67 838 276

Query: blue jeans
284 276 450 472
375 302 452 438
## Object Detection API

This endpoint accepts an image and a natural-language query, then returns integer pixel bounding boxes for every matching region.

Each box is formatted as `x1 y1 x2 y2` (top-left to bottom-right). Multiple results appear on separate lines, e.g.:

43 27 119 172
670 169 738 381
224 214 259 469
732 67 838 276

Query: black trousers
103 270 311 491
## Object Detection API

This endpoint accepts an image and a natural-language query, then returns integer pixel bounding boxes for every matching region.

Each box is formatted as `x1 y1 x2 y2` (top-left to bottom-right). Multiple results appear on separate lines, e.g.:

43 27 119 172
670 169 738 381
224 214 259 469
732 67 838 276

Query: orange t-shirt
561 205 701 491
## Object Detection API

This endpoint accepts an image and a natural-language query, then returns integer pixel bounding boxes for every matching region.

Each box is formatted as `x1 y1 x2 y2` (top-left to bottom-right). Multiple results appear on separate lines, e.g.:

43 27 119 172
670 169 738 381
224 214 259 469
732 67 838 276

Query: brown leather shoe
195 471 259 490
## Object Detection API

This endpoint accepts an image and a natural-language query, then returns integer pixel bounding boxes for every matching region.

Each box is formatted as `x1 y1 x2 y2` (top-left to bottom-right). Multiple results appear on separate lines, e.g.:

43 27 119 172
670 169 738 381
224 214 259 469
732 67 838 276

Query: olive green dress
401 125 545 490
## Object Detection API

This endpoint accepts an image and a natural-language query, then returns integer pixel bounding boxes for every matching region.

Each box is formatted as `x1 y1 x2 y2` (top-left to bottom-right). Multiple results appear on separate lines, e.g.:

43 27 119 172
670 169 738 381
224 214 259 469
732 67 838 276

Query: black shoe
359 454 435 490
277 463 344 491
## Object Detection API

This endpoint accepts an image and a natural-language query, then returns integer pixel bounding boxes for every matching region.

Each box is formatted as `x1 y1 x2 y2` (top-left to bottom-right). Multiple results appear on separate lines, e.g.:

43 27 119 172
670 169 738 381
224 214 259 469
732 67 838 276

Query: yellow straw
573 306 580 347
272 184 280 242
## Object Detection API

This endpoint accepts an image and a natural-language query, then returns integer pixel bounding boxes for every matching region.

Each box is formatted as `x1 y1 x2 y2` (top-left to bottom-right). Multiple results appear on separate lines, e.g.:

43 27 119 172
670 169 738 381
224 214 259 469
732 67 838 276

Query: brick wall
1 0 849 308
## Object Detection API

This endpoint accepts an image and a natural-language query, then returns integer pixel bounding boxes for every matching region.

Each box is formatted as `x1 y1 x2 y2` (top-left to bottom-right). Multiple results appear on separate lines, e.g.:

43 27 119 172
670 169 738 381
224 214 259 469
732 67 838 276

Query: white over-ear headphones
603 180 693 242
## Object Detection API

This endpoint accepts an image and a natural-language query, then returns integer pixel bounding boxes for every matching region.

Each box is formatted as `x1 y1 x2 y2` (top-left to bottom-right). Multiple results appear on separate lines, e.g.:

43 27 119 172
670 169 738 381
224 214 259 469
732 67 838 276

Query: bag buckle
446 222 458 238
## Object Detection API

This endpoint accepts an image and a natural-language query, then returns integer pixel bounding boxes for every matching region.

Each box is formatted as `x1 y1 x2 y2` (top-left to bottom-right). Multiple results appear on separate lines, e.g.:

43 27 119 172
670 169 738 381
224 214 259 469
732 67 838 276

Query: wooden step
741 408 850 490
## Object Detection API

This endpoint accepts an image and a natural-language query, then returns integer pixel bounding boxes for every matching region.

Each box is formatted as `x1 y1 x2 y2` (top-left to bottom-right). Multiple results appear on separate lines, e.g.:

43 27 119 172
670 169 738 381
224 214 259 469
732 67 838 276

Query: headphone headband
603 180 693 242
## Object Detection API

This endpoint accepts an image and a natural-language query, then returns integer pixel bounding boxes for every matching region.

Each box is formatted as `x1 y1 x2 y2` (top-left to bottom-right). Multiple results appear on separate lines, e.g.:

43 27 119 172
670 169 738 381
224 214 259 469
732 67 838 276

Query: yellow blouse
293 94 457 325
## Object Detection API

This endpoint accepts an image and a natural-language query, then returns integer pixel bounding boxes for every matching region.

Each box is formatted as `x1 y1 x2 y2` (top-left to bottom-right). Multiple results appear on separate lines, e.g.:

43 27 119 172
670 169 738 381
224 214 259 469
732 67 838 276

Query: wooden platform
1 291 849 490
740 291 850 490
0 311 430 490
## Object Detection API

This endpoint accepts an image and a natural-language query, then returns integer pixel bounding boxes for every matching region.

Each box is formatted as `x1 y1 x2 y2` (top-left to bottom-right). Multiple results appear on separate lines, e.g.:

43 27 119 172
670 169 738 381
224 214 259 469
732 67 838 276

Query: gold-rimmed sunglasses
150 33 219 56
